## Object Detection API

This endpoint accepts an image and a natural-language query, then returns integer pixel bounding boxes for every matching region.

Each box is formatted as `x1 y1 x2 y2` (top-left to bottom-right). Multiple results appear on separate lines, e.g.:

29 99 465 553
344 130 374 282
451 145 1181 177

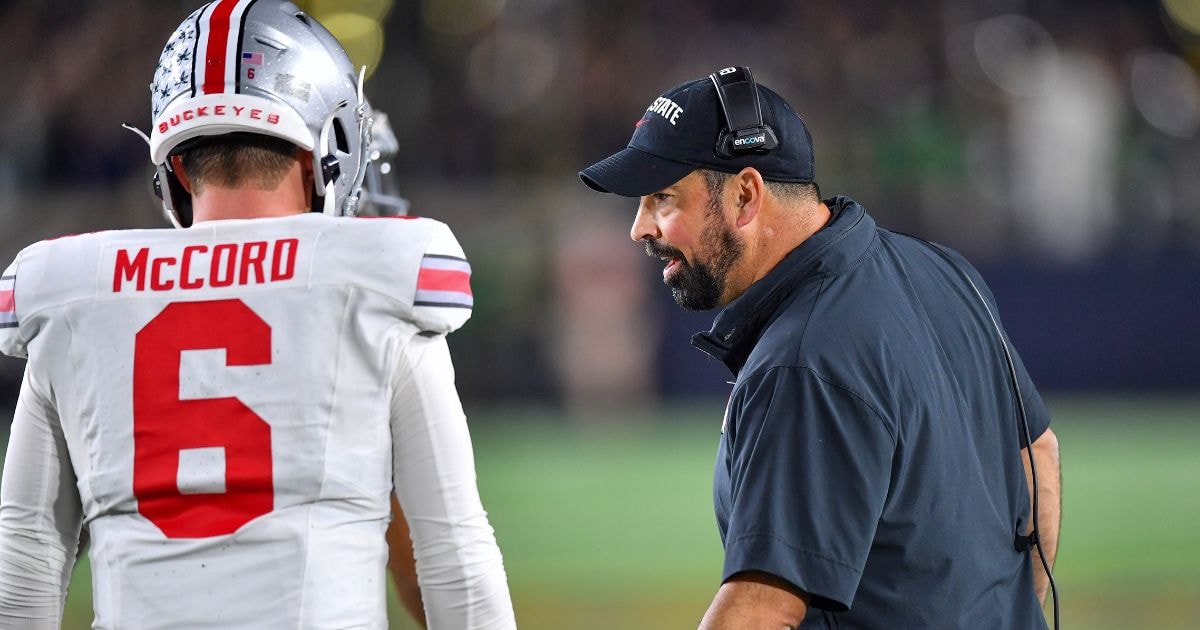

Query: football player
0 1 515 628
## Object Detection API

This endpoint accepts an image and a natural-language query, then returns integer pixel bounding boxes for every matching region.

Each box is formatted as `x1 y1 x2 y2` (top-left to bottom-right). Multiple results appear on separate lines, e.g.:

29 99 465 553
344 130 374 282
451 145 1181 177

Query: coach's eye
650 193 671 203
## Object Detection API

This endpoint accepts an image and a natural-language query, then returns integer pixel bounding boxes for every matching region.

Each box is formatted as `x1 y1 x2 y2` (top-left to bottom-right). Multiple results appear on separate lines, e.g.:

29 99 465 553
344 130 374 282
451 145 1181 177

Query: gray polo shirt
693 196 1050 628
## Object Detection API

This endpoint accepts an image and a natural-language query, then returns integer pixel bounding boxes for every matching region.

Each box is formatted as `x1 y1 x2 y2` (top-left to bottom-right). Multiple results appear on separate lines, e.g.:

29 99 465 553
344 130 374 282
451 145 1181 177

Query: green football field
31 397 1200 628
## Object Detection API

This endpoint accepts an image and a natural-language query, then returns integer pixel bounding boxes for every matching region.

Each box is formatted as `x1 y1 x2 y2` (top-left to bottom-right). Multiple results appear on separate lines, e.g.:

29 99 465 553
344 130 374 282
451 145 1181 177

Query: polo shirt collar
691 196 876 374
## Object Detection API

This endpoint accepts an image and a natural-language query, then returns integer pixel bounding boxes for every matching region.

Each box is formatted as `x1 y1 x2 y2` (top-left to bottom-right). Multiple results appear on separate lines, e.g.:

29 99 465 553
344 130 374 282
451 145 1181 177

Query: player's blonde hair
180 133 301 196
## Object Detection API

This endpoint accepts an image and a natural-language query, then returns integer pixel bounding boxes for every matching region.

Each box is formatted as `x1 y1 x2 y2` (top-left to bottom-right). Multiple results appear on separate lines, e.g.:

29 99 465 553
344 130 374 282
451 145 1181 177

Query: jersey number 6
132 299 274 538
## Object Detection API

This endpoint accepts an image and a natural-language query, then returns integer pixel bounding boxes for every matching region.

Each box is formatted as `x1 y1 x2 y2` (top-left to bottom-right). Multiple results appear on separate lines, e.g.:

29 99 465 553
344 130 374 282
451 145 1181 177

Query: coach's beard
645 218 744 311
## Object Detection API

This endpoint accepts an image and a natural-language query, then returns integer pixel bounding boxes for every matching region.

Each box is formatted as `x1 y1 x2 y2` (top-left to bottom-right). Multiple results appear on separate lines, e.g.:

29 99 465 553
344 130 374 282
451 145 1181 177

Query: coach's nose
630 200 660 242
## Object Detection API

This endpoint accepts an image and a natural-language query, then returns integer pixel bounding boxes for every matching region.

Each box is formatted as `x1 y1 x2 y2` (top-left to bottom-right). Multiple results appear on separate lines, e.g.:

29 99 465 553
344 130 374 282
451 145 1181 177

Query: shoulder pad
0 246 33 358
0 256 19 357
408 219 472 334
0 235 108 359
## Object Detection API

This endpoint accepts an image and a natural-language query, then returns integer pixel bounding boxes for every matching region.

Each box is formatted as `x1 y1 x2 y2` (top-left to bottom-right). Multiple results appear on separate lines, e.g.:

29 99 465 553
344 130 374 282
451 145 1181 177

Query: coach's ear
170 155 193 194
732 167 765 229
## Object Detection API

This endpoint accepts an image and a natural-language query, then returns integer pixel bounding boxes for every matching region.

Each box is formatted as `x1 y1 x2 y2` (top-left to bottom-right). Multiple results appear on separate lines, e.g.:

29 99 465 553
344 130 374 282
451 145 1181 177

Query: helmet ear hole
332 118 349 154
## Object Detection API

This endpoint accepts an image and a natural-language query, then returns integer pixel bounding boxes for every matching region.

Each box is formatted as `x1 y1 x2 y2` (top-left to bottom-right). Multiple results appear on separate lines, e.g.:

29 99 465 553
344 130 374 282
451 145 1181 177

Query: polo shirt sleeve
966 271 1052 445
721 365 895 612
1007 341 1051 444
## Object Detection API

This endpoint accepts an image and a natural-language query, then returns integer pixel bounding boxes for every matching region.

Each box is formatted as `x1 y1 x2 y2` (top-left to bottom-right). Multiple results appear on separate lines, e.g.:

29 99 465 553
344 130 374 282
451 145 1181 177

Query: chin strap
125 123 187 228
122 123 152 146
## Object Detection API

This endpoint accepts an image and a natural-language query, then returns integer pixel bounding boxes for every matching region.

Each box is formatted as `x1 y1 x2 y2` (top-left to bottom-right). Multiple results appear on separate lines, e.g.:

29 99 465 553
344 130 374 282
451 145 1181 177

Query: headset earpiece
710 66 779 159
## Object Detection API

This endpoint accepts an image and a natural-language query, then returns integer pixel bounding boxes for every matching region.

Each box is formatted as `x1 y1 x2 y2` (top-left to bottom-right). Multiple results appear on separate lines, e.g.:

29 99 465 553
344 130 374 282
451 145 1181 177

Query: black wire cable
920 239 1061 630
1003 329 1061 630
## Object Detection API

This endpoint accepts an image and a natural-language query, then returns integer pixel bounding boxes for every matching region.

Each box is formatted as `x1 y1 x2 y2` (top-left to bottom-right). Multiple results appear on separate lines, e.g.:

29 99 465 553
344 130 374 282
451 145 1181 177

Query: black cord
919 240 1061 630
988 286 1061 630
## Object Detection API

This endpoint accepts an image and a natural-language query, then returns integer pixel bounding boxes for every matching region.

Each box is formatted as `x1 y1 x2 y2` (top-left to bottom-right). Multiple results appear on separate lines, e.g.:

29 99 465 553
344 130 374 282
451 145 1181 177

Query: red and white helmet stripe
194 0 259 96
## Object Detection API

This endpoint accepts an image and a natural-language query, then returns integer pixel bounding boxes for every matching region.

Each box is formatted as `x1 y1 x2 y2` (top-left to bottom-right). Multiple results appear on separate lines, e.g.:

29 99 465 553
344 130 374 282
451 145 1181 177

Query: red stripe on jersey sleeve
417 268 472 295
0 290 13 313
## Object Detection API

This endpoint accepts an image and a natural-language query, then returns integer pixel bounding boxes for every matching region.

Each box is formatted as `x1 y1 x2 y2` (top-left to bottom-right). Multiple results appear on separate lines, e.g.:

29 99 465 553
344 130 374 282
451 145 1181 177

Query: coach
579 67 1061 628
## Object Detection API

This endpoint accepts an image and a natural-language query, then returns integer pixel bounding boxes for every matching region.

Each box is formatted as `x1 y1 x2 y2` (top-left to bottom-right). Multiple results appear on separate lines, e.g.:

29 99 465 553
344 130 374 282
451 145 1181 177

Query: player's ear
170 155 193 194
733 167 764 228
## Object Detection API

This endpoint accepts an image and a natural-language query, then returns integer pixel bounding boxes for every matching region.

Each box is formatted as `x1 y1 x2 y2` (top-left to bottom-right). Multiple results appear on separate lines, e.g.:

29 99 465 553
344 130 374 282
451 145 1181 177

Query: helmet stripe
198 0 233 94
192 2 218 96
198 0 257 95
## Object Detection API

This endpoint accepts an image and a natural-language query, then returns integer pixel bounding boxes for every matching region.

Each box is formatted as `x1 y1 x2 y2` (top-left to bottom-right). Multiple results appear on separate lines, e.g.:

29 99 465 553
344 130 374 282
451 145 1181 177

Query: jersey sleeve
0 367 83 628
721 366 895 612
0 256 25 359
387 330 515 630
407 220 473 335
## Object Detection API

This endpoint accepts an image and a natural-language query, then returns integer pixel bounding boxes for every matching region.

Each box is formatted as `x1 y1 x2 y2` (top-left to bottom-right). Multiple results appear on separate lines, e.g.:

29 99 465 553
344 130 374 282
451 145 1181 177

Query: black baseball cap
579 67 815 197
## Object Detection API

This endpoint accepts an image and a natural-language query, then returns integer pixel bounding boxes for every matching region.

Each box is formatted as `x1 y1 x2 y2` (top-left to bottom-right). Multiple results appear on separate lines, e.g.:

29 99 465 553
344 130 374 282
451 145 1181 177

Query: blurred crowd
2 0 1198 410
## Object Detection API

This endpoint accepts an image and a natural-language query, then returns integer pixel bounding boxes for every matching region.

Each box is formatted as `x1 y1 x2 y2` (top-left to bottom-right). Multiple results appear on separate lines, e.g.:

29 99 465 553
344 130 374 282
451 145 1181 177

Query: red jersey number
133 299 274 538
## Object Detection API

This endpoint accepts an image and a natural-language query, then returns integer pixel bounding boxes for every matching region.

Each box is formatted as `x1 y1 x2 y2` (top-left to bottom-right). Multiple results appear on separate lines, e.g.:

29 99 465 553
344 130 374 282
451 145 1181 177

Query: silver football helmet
145 0 371 227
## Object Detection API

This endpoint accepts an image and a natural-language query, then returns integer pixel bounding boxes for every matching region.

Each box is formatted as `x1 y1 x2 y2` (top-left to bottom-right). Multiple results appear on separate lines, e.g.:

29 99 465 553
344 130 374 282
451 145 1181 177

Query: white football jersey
0 214 515 629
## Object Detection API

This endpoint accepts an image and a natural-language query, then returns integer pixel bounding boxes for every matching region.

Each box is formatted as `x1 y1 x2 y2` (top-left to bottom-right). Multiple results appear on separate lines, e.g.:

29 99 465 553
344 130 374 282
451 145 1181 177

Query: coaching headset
710 66 779 158
707 66 1060 630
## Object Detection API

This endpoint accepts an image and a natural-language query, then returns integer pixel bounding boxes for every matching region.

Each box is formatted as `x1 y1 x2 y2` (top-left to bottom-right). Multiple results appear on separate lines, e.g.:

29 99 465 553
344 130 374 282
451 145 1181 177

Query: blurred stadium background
2 0 1199 627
